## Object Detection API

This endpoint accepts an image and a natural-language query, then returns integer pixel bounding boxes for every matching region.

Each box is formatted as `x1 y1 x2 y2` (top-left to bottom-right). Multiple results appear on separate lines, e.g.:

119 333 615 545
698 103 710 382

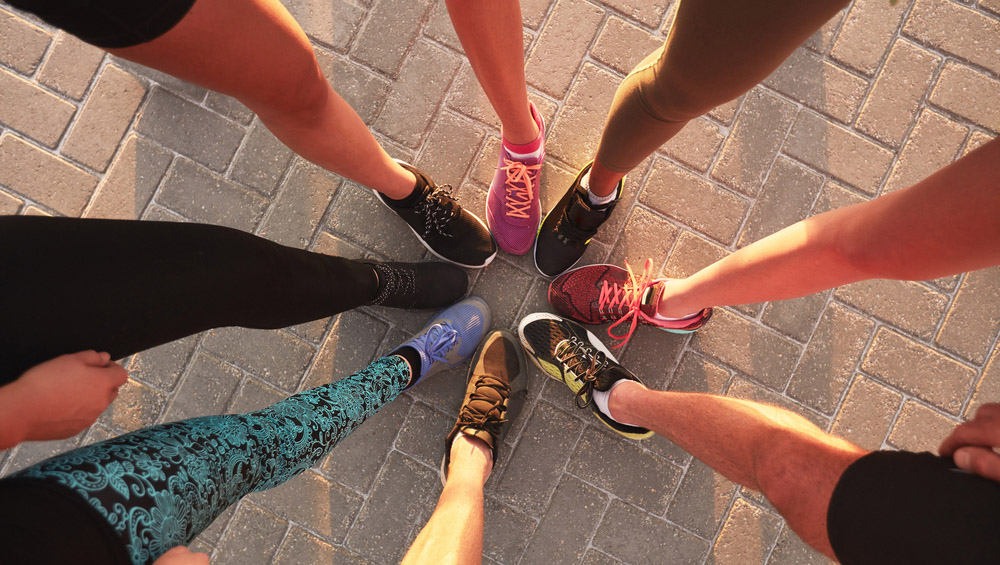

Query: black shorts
4 0 196 48
827 450 1000 564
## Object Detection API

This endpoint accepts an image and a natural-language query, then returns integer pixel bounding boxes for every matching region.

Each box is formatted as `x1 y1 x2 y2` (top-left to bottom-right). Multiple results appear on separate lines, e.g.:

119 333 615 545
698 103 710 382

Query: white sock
653 309 700 322
581 170 618 205
505 146 542 160
591 380 640 426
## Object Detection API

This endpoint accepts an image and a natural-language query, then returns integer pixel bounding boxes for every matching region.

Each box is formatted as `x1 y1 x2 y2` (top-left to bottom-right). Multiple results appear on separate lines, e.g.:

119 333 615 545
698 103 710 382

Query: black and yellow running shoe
517 312 652 439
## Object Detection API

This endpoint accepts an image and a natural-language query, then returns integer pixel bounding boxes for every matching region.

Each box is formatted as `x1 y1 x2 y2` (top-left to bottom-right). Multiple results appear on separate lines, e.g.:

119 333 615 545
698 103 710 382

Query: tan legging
596 0 851 173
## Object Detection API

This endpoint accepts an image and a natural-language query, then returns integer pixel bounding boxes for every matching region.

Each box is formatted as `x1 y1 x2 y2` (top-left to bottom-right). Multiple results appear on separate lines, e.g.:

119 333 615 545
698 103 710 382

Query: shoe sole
379 161 499 269
517 314 652 440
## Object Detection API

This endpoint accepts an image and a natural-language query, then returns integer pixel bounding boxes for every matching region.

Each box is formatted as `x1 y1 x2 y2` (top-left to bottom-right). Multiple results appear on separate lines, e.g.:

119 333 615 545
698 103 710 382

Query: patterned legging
10 355 409 565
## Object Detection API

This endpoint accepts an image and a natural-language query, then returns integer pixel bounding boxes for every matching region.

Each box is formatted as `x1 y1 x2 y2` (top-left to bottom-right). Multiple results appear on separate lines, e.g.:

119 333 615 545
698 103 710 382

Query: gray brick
569 426 682 513
394 400 453 466
326 182 427 259
811 180 867 216
662 117 726 173
968 347 1000 418
284 0 364 50
0 189 23 214
423 0 463 53
692 309 802 390
642 158 748 245
608 205 680 273
112 57 208 101
888 400 959 454
832 375 902 450
0 68 76 147
374 41 460 148
763 47 867 124
135 87 244 172
230 120 295 196
669 352 732 396
525 0 604 98
767 526 834 564
351 0 433 74
214 501 284 565
127 334 198 392
834 278 948 340
258 161 339 248
98 378 167 432
156 158 268 231
482 496 537 562
862 328 977 414
522 474 608 565
594 500 709 564
830 0 909 75
320 391 410 494
317 49 391 125
666 458 737 539
904 0 1000 76
935 266 1000 364
546 63 621 170
205 92 254 125
710 498 783 564
468 260 535 330
883 109 966 194
804 9 845 55
494 400 583 515
275 527 373 565
84 134 172 219
202 328 315 393
856 40 941 148
664 231 729 280
582 549 625 565
785 110 894 195
447 65 504 130
761 290 829 343
598 0 668 27
737 157 824 249
162 353 242 423
249 470 363 543
712 88 799 197
787 303 874 414
37 32 104 99
929 62 1000 133
413 111 486 187
0 8 52 74
345 451 440 563
228 376 286 414
3 433 84 476
0 133 97 216
63 64 147 171
591 17 663 76
620 313 688 391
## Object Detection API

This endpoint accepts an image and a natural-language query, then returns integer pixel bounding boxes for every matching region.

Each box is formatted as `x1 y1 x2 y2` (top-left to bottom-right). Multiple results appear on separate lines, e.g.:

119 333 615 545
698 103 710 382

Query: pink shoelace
501 158 540 219
600 259 656 348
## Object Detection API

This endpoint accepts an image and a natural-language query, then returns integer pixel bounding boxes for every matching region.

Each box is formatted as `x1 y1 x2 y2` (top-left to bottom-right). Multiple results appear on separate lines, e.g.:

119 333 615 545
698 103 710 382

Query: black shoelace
414 185 459 238
553 336 610 408
456 375 509 438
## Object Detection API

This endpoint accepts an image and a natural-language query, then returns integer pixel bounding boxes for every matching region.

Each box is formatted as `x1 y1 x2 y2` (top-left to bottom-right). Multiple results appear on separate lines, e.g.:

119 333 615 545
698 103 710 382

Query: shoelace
601 259 656 349
554 336 609 408
412 322 458 369
414 185 458 238
501 159 540 219
456 375 509 437
371 264 414 306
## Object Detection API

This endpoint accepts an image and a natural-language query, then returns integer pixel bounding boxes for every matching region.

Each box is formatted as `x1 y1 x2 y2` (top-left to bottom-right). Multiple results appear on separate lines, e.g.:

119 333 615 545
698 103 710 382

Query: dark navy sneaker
533 162 622 277
379 161 498 268
518 312 651 439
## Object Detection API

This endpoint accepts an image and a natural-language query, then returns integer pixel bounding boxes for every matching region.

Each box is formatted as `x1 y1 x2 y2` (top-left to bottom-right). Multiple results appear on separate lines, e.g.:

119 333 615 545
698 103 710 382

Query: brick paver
1 0 998 563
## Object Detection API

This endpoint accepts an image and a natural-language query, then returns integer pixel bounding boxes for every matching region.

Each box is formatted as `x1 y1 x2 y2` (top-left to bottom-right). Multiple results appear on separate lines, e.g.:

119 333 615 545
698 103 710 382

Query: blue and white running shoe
393 296 491 387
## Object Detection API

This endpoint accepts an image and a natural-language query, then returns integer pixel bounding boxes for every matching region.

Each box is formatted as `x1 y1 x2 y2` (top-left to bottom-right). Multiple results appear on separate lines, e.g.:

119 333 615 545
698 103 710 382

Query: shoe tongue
566 192 609 232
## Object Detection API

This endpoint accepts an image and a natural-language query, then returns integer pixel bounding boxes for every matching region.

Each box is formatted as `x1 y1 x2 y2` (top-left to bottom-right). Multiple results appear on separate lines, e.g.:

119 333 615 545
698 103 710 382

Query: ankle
656 281 700 319
607 380 645 427
447 432 493 485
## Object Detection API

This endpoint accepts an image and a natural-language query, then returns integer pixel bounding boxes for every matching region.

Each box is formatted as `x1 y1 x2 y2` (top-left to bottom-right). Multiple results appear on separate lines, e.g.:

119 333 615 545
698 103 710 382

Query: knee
246 50 332 123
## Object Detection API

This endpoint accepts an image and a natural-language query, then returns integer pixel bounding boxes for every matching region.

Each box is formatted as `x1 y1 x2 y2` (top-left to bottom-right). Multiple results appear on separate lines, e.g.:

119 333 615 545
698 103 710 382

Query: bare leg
658 138 1000 317
445 0 538 144
609 380 866 558
110 0 415 198
402 434 491 565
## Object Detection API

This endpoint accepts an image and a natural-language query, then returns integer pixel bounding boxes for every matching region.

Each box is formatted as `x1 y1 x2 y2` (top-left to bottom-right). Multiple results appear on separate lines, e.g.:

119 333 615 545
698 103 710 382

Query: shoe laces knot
501 158 540 219
600 259 655 349
415 322 459 365
457 375 508 436
554 336 609 409
415 185 459 238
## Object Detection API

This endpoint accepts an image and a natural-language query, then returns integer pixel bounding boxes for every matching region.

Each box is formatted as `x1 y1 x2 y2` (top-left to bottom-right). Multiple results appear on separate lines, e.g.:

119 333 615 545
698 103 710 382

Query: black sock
394 347 422 388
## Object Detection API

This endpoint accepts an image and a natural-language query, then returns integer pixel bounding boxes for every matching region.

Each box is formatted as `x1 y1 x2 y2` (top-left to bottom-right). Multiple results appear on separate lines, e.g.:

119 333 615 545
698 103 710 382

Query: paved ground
2 0 999 563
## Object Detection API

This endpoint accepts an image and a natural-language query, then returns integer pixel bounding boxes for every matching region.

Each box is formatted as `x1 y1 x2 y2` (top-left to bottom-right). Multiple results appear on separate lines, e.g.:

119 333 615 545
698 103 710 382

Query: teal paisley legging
11 355 409 565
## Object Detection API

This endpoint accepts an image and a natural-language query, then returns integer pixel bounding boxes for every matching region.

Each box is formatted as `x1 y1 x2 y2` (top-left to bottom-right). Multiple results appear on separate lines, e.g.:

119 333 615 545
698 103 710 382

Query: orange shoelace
501 158 540 219
600 259 656 348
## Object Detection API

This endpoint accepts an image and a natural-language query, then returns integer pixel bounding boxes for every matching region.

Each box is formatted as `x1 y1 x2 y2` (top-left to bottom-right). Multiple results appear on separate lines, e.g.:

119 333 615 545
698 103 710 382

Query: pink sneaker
486 102 545 255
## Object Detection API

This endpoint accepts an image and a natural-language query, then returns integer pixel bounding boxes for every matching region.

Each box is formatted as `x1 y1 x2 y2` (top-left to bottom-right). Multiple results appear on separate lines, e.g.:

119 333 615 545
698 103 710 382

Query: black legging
0 216 378 383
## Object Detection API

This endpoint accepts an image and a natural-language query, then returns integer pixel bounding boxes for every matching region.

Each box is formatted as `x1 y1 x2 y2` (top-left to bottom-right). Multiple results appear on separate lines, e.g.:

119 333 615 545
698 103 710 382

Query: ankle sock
394 347 422 388
581 171 617 206
502 133 543 161
591 380 640 426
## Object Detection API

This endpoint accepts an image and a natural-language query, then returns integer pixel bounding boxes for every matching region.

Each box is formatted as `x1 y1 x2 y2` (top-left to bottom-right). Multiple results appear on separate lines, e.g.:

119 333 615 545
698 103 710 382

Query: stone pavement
2 0 999 562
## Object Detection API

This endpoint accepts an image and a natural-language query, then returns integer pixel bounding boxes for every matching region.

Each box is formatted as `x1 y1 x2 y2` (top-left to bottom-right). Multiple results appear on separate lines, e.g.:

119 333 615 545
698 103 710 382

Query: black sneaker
378 161 498 268
533 162 622 277
518 312 651 439
440 330 527 484
368 261 468 309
